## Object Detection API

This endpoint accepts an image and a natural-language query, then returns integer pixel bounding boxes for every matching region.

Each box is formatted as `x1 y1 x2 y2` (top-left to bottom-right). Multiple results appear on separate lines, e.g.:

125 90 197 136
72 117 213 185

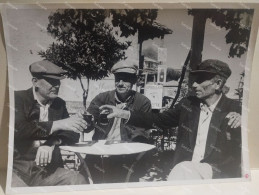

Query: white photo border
1 2 259 194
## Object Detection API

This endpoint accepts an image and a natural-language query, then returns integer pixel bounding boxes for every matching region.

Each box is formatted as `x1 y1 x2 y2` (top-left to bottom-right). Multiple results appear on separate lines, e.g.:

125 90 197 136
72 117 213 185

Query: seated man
12 60 88 186
87 61 152 142
101 59 242 180
84 61 153 183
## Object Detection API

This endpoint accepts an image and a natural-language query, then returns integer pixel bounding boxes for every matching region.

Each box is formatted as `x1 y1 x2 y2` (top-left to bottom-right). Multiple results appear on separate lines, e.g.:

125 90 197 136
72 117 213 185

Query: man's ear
215 78 223 91
32 77 38 86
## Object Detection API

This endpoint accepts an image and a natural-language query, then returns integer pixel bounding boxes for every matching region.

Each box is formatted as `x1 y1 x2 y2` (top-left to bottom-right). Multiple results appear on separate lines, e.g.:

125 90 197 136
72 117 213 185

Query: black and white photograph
1 3 256 193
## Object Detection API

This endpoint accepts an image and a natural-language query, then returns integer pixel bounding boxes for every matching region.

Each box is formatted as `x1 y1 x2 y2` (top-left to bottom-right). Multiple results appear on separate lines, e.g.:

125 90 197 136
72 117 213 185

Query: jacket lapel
188 99 201 150
48 104 57 121
49 98 63 121
25 88 40 120
203 95 226 159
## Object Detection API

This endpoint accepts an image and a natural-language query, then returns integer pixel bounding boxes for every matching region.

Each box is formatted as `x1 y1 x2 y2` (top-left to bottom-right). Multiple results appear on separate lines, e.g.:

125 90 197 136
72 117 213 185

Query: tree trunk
78 76 89 109
139 40 143 70
188 11 207 88
171 50 191 108
190 12 207 71
137 30 144 92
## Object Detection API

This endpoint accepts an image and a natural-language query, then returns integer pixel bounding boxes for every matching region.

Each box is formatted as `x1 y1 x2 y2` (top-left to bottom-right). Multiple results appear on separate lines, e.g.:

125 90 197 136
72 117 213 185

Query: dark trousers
83 150 156 184
12 147 88 186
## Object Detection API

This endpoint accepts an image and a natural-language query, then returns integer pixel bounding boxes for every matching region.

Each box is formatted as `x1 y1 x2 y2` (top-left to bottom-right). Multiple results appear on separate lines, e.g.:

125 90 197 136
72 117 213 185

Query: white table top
60 140 156 155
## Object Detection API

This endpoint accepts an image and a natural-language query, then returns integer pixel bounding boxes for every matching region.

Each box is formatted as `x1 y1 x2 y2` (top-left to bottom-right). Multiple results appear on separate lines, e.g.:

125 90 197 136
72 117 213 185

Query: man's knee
59 170 88 185
71 172 88 185
168 161 213 180
12 172 28 187
172 161 193 172
40 168 88 186
169 161 193 175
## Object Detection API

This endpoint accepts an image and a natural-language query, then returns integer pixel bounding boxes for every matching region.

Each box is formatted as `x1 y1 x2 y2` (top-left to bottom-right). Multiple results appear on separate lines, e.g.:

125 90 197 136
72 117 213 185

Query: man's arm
50 97 87 134
44 130 80 146
101 98 183 130
138 98 152 113
87 93 104 119
15 94 86 140
47 100 84 145
61 101 70 119
128 103 180 130
130 97 242 130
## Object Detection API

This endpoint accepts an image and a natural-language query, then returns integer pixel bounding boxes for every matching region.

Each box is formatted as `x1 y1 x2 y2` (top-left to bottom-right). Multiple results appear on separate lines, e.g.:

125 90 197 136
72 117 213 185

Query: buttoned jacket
87 90 152 142
128 95 242 178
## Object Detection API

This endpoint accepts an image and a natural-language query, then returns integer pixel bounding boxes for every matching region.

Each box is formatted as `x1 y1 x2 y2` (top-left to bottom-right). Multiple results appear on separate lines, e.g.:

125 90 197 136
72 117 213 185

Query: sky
3 8 249 101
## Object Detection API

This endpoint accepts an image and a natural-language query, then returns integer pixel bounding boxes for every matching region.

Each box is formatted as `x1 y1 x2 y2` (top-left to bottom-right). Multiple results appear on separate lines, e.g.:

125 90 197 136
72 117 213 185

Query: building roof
144 56 159 63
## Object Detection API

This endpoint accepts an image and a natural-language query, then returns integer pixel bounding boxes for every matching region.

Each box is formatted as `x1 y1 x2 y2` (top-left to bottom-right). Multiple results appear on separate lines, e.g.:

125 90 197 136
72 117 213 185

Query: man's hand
226 112 241 128
51 115 88 133
99 105 130 120
35 145 55 166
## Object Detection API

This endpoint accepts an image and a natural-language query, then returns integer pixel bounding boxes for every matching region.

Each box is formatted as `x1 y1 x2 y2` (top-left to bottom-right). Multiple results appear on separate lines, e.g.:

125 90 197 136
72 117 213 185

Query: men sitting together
12 58 242 186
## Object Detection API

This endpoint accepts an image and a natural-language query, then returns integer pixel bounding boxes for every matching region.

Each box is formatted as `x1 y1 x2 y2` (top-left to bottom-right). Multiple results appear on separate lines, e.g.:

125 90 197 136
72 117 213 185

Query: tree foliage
189 9 254 58
110 9 158 40
39 9 129 81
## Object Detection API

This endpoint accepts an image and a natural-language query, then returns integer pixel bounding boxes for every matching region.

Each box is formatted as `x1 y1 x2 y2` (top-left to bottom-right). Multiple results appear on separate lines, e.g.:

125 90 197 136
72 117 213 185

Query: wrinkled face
191 73 220 100
114 73 135 95
33 77 61 100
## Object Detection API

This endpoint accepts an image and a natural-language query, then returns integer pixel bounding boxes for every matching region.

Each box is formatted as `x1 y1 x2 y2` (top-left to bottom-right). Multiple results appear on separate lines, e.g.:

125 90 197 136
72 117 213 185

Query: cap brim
190 70 217 75
42 75 66 80
112 68 137 74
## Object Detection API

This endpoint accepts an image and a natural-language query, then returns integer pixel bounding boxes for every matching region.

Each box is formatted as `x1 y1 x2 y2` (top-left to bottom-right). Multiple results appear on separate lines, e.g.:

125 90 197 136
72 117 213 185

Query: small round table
60 140 156 184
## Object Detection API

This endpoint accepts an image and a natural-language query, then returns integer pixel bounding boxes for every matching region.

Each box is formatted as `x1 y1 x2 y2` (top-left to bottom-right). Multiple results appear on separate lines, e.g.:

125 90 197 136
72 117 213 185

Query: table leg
101 155 105 183
125 152 146 182
75 152 93 184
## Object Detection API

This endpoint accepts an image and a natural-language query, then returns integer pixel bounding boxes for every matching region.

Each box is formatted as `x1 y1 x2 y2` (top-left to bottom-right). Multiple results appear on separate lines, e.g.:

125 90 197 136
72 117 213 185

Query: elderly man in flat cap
101 59 242 180
12 60 88 186
83 60 152 183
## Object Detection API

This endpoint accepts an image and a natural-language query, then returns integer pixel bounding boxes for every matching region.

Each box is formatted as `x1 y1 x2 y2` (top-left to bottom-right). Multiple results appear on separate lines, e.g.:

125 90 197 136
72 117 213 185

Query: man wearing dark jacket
84 61 152 183
100 59 242 179
13 60 88 186
87 61 152 142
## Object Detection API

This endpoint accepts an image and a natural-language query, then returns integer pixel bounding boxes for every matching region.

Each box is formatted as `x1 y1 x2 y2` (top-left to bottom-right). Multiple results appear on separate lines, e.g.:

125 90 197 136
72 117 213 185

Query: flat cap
111 60 138 74
29 60 66 79
190 59 231 79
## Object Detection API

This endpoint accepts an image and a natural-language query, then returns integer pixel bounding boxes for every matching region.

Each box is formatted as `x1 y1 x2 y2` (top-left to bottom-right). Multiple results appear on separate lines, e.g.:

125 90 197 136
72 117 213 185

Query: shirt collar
200 93 222 113
33 86 53 107
115 91 134 105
